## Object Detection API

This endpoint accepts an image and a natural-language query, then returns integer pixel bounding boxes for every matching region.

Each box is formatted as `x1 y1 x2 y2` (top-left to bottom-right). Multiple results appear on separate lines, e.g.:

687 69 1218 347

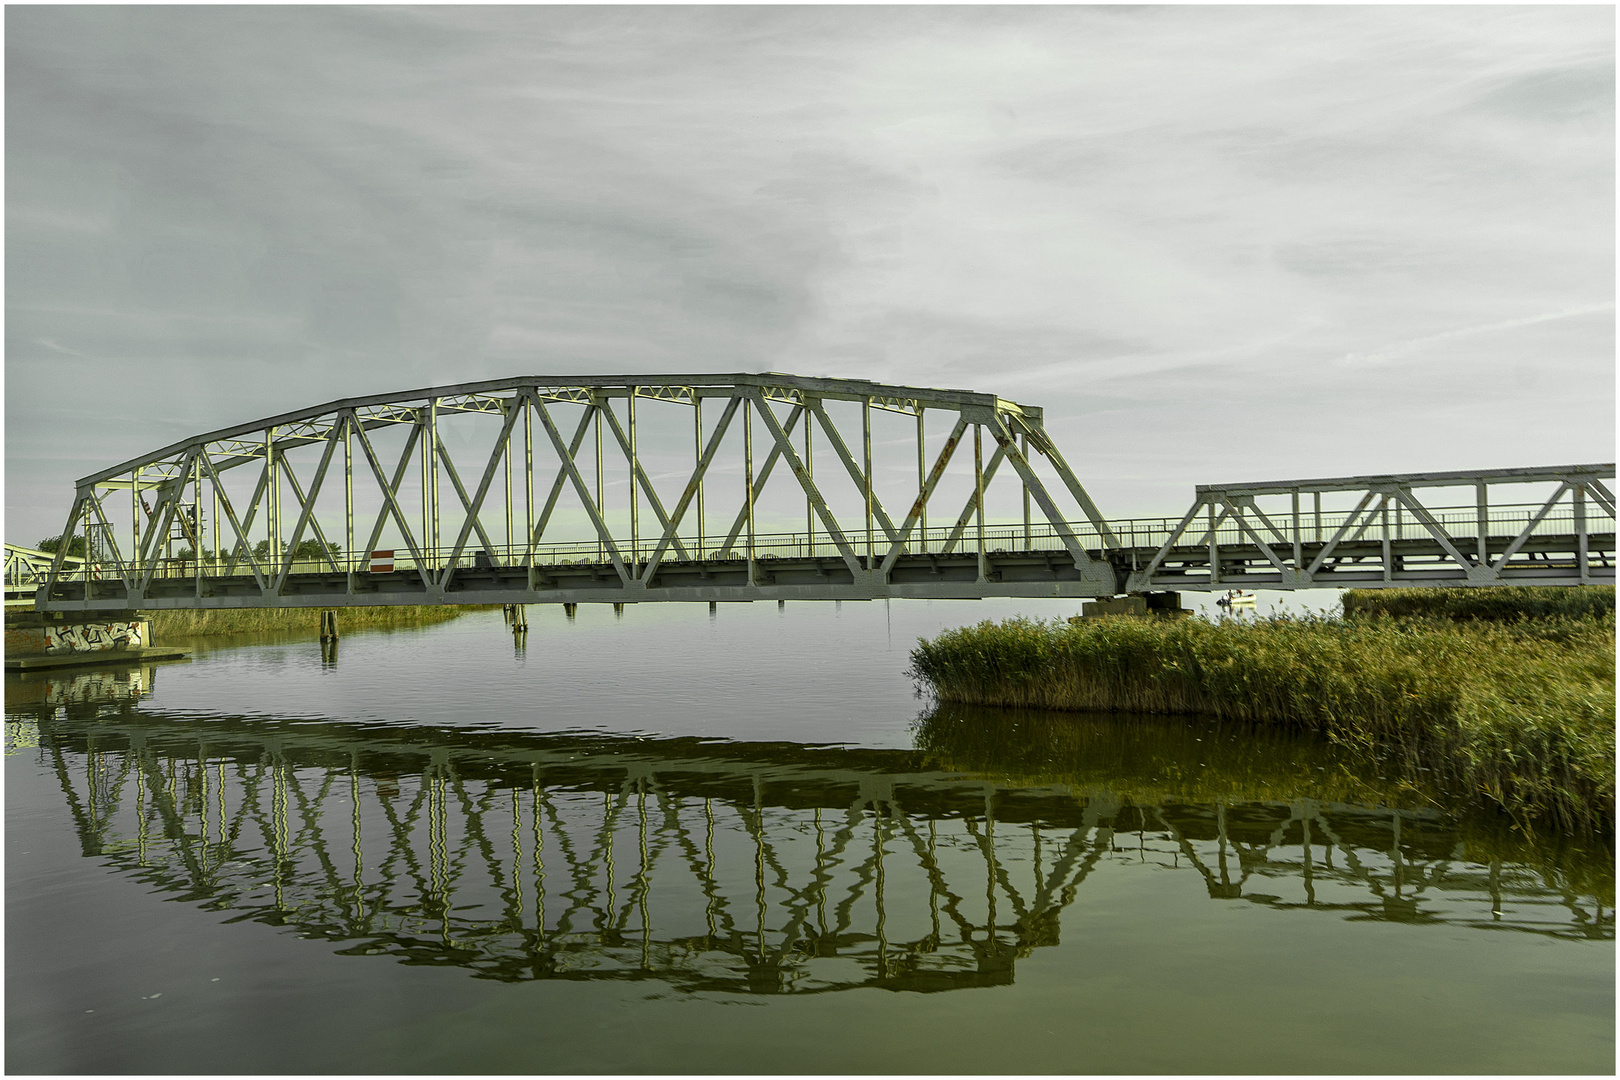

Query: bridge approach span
26 373 1614 612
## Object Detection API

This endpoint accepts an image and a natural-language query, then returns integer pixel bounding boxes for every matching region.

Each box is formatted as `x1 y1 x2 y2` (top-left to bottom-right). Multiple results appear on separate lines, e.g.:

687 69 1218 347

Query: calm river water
6 600 1614 1074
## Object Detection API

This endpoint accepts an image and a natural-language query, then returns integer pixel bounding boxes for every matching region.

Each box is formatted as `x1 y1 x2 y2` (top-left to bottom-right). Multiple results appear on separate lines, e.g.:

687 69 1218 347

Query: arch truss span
35 373 1122 612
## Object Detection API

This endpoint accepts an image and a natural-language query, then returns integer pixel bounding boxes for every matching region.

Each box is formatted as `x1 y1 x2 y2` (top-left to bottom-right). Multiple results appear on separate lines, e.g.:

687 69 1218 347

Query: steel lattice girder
35 373 1122 611
6 543 83 605
1124 464 1616 592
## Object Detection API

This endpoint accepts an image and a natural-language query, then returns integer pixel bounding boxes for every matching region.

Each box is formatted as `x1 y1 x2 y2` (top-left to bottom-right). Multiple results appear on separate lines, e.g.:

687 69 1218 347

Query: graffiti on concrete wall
42 667 150 706
44 621 144 653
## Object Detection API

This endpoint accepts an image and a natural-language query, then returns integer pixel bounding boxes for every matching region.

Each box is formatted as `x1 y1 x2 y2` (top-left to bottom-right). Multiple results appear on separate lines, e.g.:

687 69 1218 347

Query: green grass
1343 584 1615 622
909 610 1615 833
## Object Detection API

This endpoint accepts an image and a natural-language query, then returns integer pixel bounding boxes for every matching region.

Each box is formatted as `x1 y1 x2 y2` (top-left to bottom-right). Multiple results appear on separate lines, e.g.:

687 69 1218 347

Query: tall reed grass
1343 584 1614 622
909 611 1615 833
149 604 484 639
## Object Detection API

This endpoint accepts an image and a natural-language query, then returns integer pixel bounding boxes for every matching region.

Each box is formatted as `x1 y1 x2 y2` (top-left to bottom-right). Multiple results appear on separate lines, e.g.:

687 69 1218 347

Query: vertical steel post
863 397 873 571
1291 489 1301 569
524 400 534 559
804 400 814 556
1575 483 1589 583
1021 432 1031 551
344 416 354 582
427 399 440 571
974 424 986 583
745 400 755 585
84 496 95 593
915 407 926 551
420 410 431 571
1313 491 1322 543
694 396 705 558
1208 500 1220 585
628 387 638 576
1476 480 1488 566
132 469 140 579
1381 496 1392 581
193 455 202 597
504 402 513 563
595 400 604 563
267 427 281 567
211 479 219 578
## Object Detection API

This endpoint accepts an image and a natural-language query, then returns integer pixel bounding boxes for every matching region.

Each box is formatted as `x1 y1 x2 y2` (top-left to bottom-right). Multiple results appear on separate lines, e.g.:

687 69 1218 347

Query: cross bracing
27 372 1614 612
15 703 1606 996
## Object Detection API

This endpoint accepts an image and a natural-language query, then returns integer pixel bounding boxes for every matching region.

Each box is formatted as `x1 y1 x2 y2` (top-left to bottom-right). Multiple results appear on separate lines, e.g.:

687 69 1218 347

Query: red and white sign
369 550 395 573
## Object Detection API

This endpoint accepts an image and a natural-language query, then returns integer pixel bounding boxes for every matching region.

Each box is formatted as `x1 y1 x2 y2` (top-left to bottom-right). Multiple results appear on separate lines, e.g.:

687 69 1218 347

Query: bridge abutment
1078 591 1191 620
4 610 185 671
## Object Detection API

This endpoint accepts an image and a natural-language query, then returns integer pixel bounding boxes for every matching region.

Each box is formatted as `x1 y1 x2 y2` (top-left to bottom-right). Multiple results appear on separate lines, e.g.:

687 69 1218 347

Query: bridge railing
40 499 1613 584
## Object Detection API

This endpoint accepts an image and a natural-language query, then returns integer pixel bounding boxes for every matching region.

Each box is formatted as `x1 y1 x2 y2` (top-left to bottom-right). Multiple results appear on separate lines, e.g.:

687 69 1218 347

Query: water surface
7 602 1613 1073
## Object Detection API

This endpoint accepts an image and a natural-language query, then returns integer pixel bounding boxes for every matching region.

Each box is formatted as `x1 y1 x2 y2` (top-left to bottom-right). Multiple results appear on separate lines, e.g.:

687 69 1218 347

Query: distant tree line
36 534 87 557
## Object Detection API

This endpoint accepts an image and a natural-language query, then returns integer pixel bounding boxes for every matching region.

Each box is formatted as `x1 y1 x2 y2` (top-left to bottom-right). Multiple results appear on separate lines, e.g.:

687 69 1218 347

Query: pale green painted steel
1125 463 1615 593
32 374 1118 612
26 374 1615 612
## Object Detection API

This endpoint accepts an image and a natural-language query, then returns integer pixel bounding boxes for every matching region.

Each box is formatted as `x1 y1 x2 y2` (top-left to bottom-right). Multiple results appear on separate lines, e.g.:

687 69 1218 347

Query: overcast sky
6 5 1614 544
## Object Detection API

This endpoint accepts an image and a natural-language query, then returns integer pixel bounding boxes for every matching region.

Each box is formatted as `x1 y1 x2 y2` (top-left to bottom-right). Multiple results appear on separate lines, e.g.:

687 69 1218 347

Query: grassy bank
909 610 1615 833
1343 584 1615 622
149 605 486 639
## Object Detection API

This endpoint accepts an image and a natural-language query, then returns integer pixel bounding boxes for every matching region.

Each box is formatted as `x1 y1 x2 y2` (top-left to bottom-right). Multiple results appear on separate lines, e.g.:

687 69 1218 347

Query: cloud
5 6 1612 539
1340 303 1616 367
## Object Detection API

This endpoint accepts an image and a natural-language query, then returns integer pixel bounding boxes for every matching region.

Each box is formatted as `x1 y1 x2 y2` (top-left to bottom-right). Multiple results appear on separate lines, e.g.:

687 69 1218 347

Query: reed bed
149 604 485 639
1343 584 1615 622
909 611 1615 833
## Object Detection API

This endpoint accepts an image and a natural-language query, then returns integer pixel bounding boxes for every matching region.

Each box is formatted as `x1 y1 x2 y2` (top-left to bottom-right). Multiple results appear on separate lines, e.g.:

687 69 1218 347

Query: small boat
1215 589 1256 610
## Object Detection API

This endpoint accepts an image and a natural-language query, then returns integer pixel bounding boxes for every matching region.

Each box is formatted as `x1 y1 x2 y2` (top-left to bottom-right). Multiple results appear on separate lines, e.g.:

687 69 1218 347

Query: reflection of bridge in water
7 684 1611 994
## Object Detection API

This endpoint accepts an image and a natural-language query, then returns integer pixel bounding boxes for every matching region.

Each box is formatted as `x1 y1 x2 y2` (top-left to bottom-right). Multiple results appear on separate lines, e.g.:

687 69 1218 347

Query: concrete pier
5 610 185 671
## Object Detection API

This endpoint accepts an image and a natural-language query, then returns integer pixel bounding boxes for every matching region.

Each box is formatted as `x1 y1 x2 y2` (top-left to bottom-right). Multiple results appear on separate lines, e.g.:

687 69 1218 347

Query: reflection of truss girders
1125 464 1615 593
23 708 1610 996
36 374 1121 612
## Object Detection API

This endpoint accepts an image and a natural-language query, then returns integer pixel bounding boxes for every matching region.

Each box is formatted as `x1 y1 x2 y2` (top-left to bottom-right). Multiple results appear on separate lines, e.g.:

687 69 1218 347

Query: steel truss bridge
5 544 83 608
7 691 1607 995
25 374 1615 613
